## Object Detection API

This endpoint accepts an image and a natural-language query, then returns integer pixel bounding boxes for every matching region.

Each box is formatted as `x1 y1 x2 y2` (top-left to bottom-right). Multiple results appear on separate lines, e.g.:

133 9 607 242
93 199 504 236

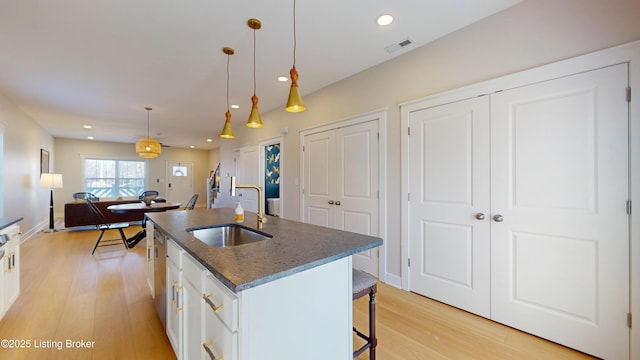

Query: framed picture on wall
40 149 49 174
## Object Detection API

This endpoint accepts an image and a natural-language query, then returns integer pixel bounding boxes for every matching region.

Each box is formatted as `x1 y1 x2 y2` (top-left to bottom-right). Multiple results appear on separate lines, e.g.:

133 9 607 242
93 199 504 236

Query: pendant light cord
293 0 297 66
146 108 150 138
253 27 257 95
226 52 230 112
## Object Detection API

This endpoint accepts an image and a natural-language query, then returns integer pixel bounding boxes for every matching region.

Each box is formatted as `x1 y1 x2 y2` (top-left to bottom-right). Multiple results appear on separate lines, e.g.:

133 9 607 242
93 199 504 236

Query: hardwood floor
0 227 595 359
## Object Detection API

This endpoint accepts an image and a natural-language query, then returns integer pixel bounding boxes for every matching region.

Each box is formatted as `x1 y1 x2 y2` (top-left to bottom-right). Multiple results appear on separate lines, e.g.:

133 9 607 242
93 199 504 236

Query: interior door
302 120 380 276
302 130 335 228
490 64 629 360
335 120 380 276
236 146 259 213
408 96 491 317
166 161 193 205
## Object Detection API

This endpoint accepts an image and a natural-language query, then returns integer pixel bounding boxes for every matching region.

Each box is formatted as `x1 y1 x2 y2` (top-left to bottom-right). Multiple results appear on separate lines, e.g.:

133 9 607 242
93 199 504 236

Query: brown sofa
64 200 145 228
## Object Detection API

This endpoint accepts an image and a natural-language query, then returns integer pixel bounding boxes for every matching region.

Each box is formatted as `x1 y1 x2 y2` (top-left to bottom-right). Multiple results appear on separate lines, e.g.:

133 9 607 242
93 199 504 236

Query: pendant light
246 18 263 128
285 0 305 112
219 47 235 139
135 107 161 158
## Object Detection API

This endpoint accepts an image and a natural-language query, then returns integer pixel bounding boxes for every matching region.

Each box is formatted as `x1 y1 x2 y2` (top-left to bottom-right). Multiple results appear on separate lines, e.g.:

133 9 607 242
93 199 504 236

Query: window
84 158 146 198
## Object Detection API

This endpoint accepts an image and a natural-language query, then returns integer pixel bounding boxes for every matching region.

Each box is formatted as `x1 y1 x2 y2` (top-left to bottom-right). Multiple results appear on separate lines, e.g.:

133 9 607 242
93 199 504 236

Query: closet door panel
302 131 336 228
336 121 380 276
490 63 629 360
408 96 491 317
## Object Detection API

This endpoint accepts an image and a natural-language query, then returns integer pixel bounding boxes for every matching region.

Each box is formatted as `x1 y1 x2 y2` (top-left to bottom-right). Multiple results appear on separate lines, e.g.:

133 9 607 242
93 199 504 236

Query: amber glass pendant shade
220 111 234 138
246 95 263 128
285 66 305 112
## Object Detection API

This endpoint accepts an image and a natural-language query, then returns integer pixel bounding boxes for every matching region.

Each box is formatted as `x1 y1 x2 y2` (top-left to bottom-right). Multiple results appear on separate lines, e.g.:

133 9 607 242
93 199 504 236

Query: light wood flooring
0 226 595 359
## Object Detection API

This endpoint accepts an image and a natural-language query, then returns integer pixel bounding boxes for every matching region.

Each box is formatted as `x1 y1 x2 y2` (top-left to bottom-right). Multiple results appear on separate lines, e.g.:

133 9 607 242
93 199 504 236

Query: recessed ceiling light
277 76 289 82
377 14 393 26
83 125 92 129
189 145 195 149
231 104 240 109
206 138 213 142
87 136 94 140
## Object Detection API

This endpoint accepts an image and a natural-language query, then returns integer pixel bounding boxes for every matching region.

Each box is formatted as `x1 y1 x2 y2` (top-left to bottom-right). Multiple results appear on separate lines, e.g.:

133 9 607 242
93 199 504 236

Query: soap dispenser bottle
235 202 244 223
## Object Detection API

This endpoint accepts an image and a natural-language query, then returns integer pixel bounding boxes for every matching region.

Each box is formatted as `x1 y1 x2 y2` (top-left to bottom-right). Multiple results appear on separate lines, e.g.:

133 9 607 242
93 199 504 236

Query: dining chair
73 192 99 201
85 199 130 254
184 194 198 210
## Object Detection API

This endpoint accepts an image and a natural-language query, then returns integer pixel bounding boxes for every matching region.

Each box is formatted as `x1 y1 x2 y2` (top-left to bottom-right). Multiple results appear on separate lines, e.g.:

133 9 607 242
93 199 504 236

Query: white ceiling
0 0 520 150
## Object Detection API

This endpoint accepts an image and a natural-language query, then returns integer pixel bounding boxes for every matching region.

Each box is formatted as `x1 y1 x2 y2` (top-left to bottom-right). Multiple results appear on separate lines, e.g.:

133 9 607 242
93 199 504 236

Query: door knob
493 214 504 222
335 201 341 206
475 213 485 220
328 200 334 205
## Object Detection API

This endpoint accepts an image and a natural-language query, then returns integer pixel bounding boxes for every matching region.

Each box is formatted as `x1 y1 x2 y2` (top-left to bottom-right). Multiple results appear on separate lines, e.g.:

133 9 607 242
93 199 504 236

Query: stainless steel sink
187 224 272 248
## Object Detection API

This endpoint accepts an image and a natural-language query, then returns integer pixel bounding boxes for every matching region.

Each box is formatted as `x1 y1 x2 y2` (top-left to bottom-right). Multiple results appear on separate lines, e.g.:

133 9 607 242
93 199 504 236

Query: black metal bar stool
352 269 377 359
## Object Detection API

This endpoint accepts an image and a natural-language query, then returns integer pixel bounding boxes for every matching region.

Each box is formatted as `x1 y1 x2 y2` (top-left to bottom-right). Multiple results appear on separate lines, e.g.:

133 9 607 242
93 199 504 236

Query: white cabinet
166 238 209 360
202 273 239 360
162 235 352 360
0 224 20 320
166 239 184 358
182 252 205 360
146 222 155 296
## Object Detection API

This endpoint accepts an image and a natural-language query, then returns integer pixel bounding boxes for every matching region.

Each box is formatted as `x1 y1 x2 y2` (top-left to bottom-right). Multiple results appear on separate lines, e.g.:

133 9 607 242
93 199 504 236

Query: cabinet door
4 242 19 307
166 258 183 359
182 254 205 360
408 96 491 317
183 278 203 360
146 223 155 296
490 63 629 360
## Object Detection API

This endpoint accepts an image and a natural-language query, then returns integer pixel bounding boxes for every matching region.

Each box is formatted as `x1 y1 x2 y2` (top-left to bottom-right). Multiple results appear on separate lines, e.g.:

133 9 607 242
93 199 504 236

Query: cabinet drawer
204 274 238 332
182 252 204 288
0 224 19 239
166 239 183 265
204 305 238 360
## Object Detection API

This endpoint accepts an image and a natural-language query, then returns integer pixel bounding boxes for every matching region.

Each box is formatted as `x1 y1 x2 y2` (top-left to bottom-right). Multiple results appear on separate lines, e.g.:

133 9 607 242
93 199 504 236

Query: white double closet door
302 119 380 276
408 64 629 359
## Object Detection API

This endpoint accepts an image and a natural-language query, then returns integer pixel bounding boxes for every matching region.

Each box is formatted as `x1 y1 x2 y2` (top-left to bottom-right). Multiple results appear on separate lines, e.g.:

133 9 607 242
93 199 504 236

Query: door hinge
408 192 410 201
408 258 411 267
377 132 380 141
627 87 631 102
408 127 411 136
628 313 632 328
302 145 305 152
627 200 632 215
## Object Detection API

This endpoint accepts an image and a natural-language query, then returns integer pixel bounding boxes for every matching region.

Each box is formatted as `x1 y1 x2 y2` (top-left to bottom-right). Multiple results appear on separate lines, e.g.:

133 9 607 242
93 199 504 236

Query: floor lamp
40 173 63 232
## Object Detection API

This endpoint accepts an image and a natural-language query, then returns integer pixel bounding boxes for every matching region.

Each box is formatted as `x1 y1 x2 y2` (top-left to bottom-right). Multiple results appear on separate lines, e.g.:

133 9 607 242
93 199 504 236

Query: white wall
218 0 640 283
0 92 54 238
54 138 214 211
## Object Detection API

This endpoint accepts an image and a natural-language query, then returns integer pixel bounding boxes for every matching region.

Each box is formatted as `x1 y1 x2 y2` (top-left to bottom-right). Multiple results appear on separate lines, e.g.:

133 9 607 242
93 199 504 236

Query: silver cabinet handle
328 200 334 205
475 213 485 220
335 201 341 206
493 214 504 222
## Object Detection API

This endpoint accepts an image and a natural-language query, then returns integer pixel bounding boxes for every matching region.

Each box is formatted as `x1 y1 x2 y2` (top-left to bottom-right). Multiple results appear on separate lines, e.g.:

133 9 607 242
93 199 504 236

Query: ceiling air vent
385 37 414 53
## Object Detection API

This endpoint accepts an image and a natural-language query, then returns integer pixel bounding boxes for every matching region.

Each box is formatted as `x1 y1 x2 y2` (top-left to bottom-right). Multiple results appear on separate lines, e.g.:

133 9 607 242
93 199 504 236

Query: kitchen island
146 208 382 360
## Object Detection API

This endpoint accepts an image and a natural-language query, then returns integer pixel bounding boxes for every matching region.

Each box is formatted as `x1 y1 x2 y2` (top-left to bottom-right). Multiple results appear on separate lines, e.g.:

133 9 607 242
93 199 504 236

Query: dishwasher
154 229 167 328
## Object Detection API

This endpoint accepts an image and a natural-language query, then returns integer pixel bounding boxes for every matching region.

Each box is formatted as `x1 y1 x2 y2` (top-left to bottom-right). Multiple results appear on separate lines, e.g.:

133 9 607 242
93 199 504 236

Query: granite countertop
146 208 383 293
0 217 23 231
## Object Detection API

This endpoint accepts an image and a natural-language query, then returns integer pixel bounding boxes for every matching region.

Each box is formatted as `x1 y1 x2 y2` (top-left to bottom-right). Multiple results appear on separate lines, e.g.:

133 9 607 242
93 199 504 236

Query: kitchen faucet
230 176 267 229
